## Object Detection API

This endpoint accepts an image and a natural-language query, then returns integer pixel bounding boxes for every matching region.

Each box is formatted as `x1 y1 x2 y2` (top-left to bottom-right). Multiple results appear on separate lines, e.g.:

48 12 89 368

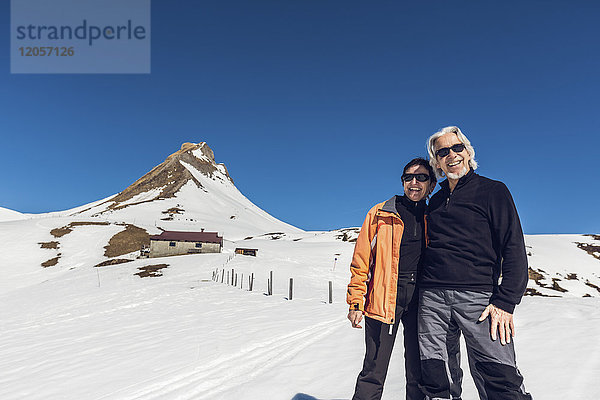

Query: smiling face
403 164 431 202
434 132 471 181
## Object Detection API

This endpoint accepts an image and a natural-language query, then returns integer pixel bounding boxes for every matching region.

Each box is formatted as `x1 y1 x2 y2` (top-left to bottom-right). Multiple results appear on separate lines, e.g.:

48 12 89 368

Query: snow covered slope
0 235 598 400
524 234 600 297
0 206 26 222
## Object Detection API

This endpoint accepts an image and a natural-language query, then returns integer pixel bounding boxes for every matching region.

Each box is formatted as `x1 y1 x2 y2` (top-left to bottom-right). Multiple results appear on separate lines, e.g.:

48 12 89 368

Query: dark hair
402 157 437 189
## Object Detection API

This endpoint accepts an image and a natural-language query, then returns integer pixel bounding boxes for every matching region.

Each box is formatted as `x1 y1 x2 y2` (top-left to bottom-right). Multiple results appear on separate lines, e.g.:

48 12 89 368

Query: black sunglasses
435 143 466 158
402 173 430 183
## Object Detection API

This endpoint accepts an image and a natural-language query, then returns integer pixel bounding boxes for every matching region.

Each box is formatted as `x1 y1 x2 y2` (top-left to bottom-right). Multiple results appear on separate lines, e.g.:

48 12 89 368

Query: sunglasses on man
435 143 466 158
401 173 430 183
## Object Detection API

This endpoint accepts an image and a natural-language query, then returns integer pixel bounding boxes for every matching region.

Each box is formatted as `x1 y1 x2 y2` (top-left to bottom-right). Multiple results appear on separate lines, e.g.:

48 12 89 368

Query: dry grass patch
41 254 61 267
135 264 168 278
50 226 73 238
94 259 134 268
104 224 150 258
39 241 59 249
70 221 110 227
50 221 110 238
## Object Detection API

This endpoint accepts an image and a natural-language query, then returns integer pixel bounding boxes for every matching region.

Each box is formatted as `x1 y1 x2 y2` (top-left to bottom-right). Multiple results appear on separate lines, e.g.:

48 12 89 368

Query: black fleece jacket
420 169 528 313
395 195 426 275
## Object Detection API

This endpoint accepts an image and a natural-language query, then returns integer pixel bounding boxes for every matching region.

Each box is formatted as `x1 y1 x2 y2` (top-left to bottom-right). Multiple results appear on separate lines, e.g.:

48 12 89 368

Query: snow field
1 236 599 399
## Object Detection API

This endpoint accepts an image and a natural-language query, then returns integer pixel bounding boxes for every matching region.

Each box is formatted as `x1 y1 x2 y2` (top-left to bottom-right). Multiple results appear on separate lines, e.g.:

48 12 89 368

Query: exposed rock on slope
108 142 232 210
524 234 600 297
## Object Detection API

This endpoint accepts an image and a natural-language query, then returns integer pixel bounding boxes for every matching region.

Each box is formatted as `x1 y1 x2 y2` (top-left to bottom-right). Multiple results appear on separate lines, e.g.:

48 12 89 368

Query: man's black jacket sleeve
488 183 528 313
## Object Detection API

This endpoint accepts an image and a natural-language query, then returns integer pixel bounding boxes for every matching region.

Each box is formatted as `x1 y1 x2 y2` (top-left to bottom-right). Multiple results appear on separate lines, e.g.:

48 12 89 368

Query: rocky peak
167 142 214 163
102 142 233 211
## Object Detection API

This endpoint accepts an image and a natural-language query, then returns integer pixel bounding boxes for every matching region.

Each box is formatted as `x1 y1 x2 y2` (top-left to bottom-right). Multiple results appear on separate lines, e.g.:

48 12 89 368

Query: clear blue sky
1 1 598 234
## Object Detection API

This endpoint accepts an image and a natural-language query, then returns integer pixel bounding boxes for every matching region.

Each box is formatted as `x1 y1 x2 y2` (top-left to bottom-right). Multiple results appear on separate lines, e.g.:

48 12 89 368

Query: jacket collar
380 195 425 215
381 196 399 214
440 168 476 192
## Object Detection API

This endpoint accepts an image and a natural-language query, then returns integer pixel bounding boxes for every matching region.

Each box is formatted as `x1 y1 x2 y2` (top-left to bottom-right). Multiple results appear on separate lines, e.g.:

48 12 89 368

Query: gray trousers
418 289 532 400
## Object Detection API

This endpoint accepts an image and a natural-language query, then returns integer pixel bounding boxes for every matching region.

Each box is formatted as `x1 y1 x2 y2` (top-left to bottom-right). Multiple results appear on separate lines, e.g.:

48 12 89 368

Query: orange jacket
347 198 406 325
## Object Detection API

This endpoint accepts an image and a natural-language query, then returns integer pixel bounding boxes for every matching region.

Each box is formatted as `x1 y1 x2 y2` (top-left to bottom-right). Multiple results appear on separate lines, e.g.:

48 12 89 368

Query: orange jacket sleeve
347 204 379 312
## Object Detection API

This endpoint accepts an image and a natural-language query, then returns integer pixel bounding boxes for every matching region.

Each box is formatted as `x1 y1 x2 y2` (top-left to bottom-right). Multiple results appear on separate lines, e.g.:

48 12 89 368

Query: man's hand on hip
478 304 515 345
347 310 363 329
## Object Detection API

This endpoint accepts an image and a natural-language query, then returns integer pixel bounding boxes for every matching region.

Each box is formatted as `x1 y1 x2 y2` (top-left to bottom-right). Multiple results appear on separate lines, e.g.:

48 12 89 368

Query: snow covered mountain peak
169 142 220 170
103 142 232 211
61 141 301 239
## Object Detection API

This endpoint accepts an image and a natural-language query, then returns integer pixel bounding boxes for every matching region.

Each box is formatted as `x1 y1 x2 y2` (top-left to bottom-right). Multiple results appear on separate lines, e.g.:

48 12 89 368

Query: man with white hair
418 126 532 400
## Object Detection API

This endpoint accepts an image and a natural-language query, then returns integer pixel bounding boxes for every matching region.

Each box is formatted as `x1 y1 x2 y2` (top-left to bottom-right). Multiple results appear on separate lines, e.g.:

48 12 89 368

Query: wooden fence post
329 281 333 304
289 278 293 300
221 269 224 283
268 271 273 296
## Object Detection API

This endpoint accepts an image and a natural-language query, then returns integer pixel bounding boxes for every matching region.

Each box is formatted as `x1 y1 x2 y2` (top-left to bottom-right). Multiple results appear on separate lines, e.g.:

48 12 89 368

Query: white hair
427 126 478 179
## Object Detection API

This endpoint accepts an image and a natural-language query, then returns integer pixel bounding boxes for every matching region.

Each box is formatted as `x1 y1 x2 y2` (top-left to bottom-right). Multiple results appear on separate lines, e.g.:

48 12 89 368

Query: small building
235 247 258 256
149 230 223 258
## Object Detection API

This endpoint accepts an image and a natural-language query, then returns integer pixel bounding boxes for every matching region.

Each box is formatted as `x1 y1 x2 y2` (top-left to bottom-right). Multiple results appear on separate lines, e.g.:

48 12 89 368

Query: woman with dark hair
347 158 462 400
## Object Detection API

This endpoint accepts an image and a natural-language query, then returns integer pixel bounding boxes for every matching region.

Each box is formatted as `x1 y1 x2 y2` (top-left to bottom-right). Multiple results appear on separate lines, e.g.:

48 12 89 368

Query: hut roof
150 231 222 244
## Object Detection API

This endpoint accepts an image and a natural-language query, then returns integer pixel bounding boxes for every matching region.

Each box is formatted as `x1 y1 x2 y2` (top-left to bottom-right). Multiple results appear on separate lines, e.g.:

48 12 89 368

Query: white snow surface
0 206 26 222
117 187 166 207
0 226 599 399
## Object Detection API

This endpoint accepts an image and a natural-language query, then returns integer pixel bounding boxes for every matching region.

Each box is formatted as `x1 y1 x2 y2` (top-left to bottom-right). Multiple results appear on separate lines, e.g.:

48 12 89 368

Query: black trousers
352 289 423 400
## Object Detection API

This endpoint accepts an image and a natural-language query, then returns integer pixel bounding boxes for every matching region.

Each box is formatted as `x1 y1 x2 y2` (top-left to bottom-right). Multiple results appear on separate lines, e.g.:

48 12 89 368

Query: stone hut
149 230 223 258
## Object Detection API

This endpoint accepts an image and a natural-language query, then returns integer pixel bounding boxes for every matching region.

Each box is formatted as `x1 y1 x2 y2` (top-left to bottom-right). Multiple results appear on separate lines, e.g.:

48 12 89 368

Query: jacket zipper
378 207 401 331
414 201 418 237
445 190 453 210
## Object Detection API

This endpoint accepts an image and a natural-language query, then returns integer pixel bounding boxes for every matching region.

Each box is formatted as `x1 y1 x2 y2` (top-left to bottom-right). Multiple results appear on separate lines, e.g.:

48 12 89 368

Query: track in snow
97 319 344 400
